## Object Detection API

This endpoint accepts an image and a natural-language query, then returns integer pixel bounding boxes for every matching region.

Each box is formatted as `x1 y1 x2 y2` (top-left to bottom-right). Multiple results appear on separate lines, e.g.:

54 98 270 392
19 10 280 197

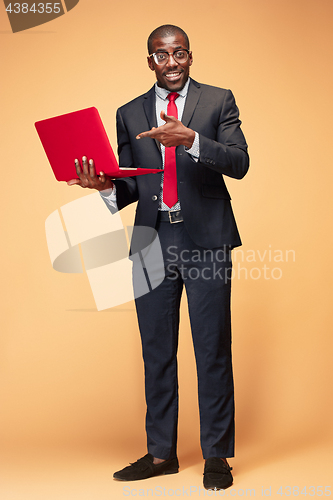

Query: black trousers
134 218 235 460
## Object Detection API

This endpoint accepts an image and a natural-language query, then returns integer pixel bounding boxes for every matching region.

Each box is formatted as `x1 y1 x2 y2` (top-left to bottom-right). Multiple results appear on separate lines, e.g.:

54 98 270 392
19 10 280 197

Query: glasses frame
149 48 190 65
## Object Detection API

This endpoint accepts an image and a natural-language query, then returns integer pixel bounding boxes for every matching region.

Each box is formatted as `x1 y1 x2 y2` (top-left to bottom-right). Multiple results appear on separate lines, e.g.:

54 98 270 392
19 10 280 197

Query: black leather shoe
203 457 233 490
113 454 179 481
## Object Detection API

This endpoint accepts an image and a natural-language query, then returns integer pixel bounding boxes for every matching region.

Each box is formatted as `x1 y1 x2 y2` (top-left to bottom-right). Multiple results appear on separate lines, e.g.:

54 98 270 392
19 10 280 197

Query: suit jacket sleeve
197 89 249 180
112 108 139 211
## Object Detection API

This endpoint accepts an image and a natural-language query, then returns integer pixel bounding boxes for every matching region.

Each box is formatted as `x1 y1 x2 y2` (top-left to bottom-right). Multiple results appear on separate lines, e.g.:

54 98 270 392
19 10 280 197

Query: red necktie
163 92 179 208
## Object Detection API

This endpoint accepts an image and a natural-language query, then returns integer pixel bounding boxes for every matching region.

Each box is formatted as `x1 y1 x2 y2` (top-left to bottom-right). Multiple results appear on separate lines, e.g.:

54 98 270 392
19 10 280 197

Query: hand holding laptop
67 156 114 192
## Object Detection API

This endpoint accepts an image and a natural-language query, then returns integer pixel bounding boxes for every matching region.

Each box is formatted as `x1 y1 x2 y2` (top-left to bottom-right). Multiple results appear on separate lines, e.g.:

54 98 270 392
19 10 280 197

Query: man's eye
175 51 185 57
157 53 167 60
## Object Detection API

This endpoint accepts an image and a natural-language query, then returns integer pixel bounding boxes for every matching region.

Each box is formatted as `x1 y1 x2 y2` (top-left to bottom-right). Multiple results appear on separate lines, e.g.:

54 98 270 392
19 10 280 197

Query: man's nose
166 53 178 67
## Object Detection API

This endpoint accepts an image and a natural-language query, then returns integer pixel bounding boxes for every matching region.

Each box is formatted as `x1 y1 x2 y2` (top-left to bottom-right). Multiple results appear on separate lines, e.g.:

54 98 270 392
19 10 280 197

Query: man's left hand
136 110 195 149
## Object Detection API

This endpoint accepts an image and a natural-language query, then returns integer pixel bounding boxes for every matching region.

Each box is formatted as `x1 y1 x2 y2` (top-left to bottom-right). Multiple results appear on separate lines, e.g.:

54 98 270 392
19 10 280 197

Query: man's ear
147 56 155 71
189 51 193 67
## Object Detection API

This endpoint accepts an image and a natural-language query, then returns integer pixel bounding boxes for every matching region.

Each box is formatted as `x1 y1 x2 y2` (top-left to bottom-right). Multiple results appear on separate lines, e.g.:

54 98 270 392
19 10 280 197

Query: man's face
147 34 193 92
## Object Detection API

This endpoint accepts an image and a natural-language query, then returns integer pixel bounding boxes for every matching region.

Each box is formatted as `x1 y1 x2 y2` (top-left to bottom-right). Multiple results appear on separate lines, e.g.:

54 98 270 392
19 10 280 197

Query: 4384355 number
276 486 331 496
6 3 61 14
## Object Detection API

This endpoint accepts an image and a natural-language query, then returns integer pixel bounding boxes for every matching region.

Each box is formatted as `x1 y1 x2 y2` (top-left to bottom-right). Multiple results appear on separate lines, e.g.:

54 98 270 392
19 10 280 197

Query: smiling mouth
165 71 182 81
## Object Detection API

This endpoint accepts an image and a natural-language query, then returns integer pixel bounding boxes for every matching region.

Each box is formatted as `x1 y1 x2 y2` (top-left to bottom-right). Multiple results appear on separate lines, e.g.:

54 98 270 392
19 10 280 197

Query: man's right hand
67 156 114 192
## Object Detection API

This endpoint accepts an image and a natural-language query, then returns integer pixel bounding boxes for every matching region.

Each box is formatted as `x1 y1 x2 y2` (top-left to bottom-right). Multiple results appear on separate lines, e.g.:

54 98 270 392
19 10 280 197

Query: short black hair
147 25 190 54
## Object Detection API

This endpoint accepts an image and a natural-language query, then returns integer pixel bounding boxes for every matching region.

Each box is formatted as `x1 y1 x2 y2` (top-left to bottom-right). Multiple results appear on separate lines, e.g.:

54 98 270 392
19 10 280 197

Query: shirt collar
154 78 190 100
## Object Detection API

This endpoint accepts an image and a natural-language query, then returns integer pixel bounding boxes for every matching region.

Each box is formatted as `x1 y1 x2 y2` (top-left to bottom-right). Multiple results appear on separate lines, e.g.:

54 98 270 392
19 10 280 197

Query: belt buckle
168 210 183 224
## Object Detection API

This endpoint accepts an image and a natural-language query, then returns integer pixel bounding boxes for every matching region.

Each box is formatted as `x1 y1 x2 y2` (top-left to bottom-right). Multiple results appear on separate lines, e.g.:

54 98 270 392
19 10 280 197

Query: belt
158 209 184 224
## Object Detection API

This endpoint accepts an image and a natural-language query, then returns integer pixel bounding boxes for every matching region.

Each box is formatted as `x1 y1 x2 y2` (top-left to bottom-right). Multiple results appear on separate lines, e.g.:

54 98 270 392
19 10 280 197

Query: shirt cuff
99 184 118 213
184 131 200 161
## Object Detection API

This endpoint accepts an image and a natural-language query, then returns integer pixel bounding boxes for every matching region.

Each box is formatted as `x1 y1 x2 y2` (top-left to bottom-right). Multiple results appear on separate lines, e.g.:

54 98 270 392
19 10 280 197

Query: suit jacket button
152 195 158 201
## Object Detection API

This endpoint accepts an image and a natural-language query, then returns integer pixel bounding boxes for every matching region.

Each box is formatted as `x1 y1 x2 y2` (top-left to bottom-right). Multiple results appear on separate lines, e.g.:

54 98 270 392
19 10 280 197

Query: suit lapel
143 86 157 129
142 79 202 151
143 86 161 152
182 79 201 127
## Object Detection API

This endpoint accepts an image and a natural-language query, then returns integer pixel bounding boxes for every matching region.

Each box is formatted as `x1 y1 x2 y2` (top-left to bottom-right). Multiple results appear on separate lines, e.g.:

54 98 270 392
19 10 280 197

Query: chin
165 80 185 91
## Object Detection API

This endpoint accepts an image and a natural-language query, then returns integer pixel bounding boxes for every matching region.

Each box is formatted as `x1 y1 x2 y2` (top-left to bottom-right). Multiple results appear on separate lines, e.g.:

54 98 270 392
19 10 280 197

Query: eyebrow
155 46 184 53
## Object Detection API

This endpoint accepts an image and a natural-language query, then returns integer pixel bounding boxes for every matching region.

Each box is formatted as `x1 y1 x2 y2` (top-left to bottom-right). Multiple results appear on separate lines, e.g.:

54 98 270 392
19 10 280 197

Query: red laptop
35 107 162 181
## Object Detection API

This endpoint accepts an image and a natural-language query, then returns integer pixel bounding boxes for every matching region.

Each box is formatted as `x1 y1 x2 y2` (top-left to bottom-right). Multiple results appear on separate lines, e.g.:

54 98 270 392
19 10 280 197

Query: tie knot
167 92 179 103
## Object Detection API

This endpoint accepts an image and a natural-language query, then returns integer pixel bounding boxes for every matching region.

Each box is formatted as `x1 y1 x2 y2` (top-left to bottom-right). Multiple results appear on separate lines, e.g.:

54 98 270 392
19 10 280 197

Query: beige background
1 0 332 498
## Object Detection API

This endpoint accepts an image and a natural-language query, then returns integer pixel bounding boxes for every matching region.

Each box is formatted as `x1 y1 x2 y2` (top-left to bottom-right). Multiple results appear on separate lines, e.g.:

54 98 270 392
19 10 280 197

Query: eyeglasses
149 49 190 65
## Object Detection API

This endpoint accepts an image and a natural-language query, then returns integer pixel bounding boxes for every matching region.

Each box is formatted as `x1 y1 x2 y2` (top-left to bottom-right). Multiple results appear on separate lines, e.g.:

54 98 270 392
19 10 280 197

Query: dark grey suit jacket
114 78 249 250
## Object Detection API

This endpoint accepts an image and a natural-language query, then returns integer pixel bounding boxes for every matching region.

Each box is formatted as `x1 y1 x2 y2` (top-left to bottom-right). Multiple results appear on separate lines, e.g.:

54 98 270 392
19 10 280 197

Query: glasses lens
153 52 168 64
173 50 188 63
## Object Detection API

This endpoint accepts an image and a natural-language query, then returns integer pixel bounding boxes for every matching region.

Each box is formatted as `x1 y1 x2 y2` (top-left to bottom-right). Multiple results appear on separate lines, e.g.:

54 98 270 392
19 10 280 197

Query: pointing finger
136 132 147 139
136 127 158 140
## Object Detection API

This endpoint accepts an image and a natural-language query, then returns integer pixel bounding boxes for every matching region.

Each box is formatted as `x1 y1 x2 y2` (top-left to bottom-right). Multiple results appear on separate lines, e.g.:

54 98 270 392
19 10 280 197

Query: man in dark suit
68 24 249 490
